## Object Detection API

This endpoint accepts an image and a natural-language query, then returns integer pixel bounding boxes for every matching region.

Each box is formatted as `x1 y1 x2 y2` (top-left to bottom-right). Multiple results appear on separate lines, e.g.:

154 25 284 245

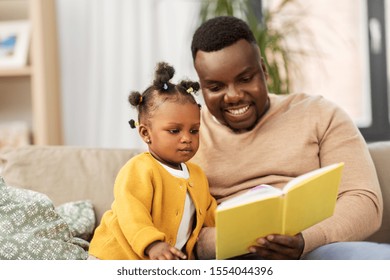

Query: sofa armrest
366 141 390 243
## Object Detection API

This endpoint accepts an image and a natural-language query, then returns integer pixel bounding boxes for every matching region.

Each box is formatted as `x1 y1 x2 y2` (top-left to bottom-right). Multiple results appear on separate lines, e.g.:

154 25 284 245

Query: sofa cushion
0 177 88 260
366 141 390 243
56 200 95 241
0 145 143 223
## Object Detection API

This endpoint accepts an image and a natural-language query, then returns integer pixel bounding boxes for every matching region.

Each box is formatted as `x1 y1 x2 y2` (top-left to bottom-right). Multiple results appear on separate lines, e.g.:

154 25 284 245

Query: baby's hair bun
128 119 137 129
155 62 175 80
180 80 200 94
154 62 175 91
128 91 143 106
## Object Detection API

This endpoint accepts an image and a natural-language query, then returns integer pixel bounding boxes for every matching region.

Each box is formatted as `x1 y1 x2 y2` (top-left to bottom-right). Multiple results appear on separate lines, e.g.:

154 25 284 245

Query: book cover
216 162 344 259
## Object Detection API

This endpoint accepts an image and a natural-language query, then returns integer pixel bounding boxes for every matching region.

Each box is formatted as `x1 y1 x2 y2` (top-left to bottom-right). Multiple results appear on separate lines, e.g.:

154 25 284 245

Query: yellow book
216 162 344 260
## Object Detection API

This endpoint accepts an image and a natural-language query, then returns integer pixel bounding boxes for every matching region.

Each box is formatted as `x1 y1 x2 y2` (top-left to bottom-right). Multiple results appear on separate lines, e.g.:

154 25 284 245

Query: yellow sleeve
197 164 216 227
204 193 217 227
113 155 165 258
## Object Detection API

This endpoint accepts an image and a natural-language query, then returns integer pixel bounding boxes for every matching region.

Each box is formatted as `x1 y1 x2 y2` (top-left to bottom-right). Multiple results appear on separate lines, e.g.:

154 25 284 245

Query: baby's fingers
169 247 187 260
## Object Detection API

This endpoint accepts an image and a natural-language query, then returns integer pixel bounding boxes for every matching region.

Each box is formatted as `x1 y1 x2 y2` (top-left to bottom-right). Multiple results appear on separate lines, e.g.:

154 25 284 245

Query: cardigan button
188 181 194 187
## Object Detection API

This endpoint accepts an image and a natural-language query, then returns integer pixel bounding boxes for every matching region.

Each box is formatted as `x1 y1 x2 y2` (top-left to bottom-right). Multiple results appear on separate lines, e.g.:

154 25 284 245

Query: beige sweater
193 93 383 254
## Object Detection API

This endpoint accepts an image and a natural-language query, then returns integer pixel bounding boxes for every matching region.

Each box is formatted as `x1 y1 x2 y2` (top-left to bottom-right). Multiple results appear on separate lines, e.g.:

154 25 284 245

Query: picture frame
0 20 31 69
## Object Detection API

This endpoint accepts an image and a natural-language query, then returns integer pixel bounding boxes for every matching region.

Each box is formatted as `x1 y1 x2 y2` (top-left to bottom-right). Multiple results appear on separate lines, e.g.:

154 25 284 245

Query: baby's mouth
179 147 193 153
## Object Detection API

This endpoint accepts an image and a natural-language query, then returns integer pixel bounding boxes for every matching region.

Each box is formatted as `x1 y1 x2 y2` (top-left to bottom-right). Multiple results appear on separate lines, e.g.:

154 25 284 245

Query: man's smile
225 104 250 116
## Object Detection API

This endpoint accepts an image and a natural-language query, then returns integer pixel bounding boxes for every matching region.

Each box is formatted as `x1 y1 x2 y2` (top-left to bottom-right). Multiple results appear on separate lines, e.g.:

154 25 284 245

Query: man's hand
248 233 304 260
146 241 187 260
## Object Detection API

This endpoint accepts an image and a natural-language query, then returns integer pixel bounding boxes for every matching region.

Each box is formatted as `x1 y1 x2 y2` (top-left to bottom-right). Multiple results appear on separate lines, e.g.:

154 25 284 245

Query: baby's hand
146 241 187 260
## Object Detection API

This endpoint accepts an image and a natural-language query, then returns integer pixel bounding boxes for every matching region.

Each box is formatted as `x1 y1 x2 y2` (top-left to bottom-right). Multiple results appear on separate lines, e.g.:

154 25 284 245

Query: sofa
0 142 389 257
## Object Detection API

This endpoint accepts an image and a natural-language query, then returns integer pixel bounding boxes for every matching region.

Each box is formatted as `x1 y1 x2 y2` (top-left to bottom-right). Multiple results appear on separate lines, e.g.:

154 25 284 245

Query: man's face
194 39 269 132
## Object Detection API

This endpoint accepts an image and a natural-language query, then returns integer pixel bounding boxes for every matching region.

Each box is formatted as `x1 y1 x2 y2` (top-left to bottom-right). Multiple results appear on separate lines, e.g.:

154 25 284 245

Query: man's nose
224 85 242 103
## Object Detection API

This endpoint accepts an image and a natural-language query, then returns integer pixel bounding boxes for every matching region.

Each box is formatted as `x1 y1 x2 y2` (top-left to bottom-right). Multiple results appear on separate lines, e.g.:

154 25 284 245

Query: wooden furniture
0 0 62 145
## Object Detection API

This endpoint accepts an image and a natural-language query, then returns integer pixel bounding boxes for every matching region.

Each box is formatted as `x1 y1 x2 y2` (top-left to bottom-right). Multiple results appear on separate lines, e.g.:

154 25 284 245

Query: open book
216 162 344 260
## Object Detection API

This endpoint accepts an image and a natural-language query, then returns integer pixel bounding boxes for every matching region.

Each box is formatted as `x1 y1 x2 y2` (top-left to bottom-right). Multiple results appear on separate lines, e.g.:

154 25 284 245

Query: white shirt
158 162 195 250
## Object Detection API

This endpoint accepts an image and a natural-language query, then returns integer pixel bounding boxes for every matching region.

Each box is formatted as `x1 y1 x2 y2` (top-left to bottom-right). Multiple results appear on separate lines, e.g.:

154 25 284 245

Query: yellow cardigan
89 152 216 260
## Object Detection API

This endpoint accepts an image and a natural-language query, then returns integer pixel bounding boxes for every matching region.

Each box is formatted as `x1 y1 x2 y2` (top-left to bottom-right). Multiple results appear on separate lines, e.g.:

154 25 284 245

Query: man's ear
255 45 268 80
260 57 269 80
139 124 151 144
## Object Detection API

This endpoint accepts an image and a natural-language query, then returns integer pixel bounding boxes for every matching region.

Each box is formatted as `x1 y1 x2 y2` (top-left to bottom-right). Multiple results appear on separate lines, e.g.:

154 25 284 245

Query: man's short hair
191 16 257 60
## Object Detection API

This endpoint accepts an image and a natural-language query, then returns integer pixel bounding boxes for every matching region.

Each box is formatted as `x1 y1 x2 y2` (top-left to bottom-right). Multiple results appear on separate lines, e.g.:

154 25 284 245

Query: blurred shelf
0 67 32 77
0 0 63 145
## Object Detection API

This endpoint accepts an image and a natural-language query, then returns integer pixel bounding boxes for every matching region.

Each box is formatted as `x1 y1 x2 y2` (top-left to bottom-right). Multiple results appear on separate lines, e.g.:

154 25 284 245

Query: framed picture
0 20 31 69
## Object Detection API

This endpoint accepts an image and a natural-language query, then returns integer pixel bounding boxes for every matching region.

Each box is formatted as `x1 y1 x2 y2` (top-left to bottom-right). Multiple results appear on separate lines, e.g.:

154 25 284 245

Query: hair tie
139 95 143 104
128 119 138 129
163 83 168 90
186 87 194 94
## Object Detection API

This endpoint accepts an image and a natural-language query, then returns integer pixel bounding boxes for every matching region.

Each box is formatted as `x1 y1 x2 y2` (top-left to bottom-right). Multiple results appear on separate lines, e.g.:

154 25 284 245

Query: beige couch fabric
0 146 142 223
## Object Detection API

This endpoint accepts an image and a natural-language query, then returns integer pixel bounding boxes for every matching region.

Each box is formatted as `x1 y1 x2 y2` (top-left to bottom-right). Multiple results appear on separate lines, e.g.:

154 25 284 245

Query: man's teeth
227 105 249 115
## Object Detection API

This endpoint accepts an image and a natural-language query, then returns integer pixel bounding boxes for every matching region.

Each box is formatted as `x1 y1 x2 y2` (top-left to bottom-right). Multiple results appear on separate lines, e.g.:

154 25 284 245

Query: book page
217 184 282 211
282 163 343 193
282 163 344 235
216 194 283 259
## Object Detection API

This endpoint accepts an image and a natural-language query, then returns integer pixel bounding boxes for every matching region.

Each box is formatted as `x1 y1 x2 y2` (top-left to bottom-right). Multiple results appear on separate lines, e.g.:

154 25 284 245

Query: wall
57 0 375 147
56 0 201 148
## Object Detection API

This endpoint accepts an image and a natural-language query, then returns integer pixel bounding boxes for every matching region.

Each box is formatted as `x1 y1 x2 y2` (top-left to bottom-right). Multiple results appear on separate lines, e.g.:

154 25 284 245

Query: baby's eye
190 129 199 134
168 129 180 134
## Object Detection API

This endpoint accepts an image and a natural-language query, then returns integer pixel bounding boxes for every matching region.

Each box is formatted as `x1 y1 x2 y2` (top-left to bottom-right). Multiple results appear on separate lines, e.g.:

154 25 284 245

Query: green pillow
56 200 95 241
0 177 88 260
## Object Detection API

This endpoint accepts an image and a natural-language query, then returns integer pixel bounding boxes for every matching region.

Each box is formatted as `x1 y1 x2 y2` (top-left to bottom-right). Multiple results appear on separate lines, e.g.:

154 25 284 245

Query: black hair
191 16 257 60
128 62 200 128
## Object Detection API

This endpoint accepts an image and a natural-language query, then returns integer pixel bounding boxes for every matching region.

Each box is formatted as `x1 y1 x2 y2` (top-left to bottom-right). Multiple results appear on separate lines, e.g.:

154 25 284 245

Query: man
191 16 390 259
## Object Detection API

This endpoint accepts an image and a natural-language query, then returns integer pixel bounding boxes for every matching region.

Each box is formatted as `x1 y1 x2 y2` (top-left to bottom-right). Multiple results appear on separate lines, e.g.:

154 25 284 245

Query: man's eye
208 85 222 92
168 129 180 134
240 75 252 83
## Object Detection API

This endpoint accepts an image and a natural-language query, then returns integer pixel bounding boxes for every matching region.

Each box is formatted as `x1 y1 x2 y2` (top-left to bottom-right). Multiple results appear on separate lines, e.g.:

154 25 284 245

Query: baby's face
146 101 200 169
